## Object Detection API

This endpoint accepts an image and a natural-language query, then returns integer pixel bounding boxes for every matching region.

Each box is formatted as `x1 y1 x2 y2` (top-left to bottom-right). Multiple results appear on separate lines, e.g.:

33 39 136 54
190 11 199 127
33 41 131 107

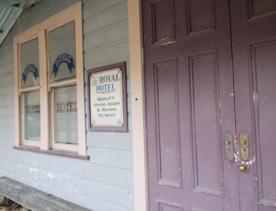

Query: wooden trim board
128 0 148 211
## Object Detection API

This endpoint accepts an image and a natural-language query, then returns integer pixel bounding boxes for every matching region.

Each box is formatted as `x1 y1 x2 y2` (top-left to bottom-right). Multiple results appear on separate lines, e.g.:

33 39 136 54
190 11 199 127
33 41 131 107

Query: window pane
54 85 78 145
24 91 40 141
49 22 76 82
20 38 40 88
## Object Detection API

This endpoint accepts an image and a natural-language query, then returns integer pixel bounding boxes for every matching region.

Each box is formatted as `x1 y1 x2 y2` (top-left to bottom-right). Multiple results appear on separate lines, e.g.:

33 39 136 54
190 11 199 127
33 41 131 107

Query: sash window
14 3 86 156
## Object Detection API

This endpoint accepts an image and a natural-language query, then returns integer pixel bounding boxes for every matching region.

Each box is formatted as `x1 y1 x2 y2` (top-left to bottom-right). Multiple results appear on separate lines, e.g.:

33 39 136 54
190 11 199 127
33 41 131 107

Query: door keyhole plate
224 132 234 161
240 132 249 162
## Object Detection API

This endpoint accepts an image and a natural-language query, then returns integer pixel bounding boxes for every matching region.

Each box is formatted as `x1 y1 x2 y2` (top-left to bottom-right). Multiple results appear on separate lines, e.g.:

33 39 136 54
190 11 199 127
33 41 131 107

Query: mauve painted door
142 0 239 210
231 0 276 210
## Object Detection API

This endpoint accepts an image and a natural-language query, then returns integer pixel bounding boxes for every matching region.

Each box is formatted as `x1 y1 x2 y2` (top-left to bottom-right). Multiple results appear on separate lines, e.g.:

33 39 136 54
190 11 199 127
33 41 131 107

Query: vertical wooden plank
128 0 148 211
75 2 86 156
39 30 49 151
13 37 20 147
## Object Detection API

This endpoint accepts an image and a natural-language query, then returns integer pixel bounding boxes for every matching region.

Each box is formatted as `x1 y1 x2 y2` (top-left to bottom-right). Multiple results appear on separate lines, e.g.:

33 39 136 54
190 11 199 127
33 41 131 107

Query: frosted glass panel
54 85 78 144
20 38 40 88
24 91 40 141
49 22 76 82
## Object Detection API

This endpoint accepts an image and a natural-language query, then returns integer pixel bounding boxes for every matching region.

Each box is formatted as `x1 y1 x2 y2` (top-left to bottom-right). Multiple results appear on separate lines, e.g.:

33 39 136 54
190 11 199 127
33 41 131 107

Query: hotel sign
88 62 128 132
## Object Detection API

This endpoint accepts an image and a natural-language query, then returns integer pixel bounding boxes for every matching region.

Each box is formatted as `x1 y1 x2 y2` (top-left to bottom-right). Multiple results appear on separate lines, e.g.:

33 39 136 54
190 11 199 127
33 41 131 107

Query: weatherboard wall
0 0 132 210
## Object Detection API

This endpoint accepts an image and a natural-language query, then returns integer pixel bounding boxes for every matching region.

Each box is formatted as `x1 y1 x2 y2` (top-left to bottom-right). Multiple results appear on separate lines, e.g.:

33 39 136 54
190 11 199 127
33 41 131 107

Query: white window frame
14 2 86 156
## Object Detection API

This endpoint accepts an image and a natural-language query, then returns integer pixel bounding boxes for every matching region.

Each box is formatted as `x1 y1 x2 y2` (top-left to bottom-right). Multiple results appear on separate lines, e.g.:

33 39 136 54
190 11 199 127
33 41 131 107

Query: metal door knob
239 163 248 172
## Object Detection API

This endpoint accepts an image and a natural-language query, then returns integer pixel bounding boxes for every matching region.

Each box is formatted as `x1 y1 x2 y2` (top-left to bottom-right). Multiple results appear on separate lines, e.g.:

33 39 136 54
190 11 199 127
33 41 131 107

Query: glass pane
54 85 78 145
49 22 76 82
24 91 40 141
20 38 40 88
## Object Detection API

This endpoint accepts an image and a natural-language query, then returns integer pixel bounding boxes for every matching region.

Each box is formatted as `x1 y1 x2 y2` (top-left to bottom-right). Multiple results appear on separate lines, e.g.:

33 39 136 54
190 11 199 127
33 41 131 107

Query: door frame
128 1 148 211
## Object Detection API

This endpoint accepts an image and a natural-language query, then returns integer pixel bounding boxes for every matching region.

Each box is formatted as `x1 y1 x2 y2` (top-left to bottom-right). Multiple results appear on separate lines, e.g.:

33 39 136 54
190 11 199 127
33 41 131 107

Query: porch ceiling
0 0 40 46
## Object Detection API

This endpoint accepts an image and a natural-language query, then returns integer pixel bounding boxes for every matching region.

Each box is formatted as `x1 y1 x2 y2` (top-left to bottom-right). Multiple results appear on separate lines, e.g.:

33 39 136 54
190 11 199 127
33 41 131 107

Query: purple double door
142 0 276 210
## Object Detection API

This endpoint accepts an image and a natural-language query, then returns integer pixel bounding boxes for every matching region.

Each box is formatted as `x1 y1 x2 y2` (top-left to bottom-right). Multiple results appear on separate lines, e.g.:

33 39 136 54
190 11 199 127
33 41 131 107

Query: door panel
253 41 276 206
186 0 215 33
151 0 176 44
189 51 222 195
231 0 276 210
154 58 182 188
248 0 276 18
143 0 238 210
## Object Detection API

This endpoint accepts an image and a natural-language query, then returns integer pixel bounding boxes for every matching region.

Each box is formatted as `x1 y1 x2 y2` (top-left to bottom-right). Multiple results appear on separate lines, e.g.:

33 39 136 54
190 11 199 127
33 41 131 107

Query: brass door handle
239 163 248 172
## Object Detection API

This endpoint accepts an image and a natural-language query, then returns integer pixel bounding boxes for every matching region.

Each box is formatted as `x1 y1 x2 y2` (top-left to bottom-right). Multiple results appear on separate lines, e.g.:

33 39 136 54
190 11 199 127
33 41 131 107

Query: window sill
14 146 90 160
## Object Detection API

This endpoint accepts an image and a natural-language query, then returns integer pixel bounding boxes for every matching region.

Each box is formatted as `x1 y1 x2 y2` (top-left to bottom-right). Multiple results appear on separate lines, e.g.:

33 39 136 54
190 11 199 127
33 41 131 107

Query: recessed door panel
158 201 183 211
151 0 176 45
154 58 182 188
252 41 276 207
186 0 215 33
189 52 222 195
249 0 276 18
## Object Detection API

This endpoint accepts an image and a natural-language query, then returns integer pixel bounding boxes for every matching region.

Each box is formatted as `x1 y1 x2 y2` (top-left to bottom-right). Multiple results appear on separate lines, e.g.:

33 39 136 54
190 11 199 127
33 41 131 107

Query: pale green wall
0 0 132 210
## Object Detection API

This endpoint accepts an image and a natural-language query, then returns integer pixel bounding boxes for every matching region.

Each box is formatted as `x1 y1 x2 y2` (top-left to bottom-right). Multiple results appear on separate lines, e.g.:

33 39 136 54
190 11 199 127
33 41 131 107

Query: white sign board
90 68 124 127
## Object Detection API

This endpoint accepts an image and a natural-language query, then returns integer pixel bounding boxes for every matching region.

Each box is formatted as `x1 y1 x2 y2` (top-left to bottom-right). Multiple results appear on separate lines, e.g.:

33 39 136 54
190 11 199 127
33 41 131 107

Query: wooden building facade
0 0 276 211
